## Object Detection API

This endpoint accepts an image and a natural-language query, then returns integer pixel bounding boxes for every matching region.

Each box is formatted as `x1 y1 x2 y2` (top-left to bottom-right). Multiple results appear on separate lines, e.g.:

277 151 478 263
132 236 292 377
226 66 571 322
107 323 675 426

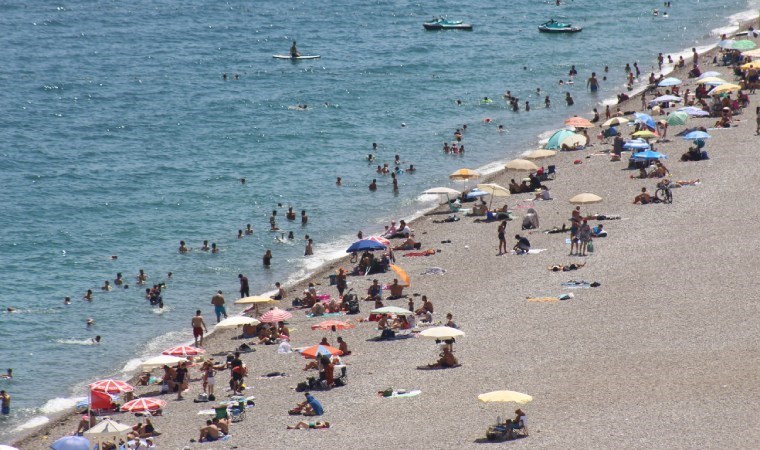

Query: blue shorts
214 305 226 317
1 406 9 415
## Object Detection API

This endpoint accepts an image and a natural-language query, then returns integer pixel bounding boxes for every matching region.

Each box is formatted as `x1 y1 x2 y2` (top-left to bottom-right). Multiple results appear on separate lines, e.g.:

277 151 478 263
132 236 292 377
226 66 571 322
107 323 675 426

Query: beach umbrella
694 77 727 85
718 39 738 49
311 320 355 331
698 71 722 78
50 436 91 450
622 139 651 151
139 355 187 371
504 159 538 172
739 61 760 70
370 305 413 315
666 111 689 126
649 95 682 105
418 326 465 339
466 188 489 199
424 187 460 196
299 344 343 359
0 446 20 450
523 149 557 159
569 193 602 205
346 238 386 253
478 390 533 405
602 117 629 127
631 150 667 161
84 418 131 448
235 295 277 305
476 183 511 208
677 106 710 117
449 168 480 180
657 77 682 87
365 235 391 247
708 83 741 95
742 48 760 57
88 379 134 394
215 316 260 329
722 40 757 50
634 112 656 130
560 133 587 148
259 307 292 324
545 129 576 149
162 345 206 357
390 264 411 287
120 397 166 413
683 130 711 140
564 116 594 128
632 130 659 139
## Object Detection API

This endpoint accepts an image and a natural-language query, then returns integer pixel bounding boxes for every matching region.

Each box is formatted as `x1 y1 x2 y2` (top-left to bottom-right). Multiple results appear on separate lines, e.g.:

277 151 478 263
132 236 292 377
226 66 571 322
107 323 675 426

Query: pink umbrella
88 379 134 394
162 345 206 357
366 235 390 247
259 307 293 324
120 397 166 413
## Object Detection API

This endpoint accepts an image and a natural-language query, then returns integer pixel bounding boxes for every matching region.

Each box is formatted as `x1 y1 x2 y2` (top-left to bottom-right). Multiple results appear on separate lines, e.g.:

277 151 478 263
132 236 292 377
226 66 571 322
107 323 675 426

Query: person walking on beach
1 390 10 415
211 291 227 323
192 310 208 347
238 274 249 298
498 220 507 255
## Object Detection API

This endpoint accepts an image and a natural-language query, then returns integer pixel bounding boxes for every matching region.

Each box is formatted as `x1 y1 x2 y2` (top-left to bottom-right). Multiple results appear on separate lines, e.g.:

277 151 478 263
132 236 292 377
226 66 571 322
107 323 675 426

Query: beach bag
208 394 216 402
382 388 394 397
296 382 309 392
381 329 396 340
346 299 360 315
587 241 594 253
292 298 302 308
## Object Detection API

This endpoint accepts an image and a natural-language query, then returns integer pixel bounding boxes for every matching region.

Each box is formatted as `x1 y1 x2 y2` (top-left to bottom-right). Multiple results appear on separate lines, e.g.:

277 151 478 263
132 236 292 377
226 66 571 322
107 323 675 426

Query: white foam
14 415 50 432
40 396 86 415
120 358 144 374
711 8 760 37
54 338 96 346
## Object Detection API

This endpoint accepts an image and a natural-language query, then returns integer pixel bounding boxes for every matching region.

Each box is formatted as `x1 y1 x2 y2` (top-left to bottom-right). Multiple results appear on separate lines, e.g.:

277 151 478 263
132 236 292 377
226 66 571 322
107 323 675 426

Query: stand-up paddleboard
273 55 321 60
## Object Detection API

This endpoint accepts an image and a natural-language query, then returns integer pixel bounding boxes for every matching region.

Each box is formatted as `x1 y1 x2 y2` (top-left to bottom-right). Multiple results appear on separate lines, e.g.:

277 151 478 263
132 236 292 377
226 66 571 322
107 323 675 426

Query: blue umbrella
346 239 386 253
658 77 682 87
623 139 651 150
698 71 721 79
683 131 711 140
466 189 488 199
677 106 710 117
634 112 656 130
631 150 667 161
50 436 90 450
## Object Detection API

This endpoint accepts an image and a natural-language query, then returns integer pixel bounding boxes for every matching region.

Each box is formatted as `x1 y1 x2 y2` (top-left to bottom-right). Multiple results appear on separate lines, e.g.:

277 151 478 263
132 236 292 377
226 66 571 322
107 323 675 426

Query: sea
1 0 758 441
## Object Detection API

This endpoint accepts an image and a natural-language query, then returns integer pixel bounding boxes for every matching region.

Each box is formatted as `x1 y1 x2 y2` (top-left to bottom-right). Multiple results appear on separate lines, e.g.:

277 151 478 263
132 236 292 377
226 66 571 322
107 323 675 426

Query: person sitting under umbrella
422 341 459 369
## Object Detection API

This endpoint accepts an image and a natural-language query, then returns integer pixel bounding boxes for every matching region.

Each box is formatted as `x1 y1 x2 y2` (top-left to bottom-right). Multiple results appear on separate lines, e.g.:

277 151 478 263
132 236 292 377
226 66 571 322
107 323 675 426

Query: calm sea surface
1 0 757 440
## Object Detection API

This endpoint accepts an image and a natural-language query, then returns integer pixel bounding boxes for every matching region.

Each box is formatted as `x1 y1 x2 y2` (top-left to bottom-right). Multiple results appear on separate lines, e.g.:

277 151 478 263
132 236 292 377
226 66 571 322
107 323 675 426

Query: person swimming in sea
92 336 101 344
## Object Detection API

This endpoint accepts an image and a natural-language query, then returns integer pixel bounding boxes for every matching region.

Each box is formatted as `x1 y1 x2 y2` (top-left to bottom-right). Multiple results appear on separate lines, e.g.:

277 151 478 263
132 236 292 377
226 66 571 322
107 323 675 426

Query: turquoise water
1 0 757 440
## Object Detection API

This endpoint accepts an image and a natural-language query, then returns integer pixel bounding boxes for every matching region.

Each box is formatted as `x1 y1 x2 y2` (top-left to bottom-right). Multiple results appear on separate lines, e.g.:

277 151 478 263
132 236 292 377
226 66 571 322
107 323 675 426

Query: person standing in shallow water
587 72 599 93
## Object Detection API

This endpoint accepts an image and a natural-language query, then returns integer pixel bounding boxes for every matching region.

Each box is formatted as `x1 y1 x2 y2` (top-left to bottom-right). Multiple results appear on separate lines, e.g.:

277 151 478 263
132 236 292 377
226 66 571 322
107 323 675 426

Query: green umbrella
732 40 757 51
666 111 688 126
545 129 575 150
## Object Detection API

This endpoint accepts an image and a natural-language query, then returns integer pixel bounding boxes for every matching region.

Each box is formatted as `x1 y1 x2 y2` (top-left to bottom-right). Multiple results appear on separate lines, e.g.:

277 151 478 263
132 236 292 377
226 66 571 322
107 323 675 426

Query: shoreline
10 13 760 449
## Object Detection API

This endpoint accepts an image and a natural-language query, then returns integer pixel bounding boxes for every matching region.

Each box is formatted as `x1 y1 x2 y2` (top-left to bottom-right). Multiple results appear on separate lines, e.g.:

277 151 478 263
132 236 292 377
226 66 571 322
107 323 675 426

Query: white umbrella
84 418 131 448
0 446 21 450
216 316 261 329
523 149 557 160
419 326 465 339
139 354 187 371
476 183 511 208
505 159 539 172
424 187 461 196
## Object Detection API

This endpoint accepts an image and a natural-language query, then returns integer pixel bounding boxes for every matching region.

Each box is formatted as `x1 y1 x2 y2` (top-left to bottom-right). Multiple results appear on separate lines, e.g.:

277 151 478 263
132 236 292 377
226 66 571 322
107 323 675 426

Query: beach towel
528 293 574 303
421 267 446 275
402 249 436 257
511 249 546 255
379 389 422 398
560 281 590 289
305 312 344 318
416 364 462 370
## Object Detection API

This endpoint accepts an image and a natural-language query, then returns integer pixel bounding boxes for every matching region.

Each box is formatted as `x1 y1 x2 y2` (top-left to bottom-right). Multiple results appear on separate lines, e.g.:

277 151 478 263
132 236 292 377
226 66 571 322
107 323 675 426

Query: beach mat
379 389 421 398
416 364 462 371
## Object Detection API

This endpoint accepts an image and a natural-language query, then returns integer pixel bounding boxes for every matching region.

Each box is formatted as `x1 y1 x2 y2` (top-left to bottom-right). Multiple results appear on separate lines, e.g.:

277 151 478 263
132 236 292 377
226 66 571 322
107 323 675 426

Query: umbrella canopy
84 418 131 444
418 326 465 339
259 307 293 324
476 183 511 197
162 345 206 357
739 61 760 70
423 187 461 196
568 193 602 205
634 112 656 130
631 150 667 161
50 436 91 450
649 95 682 105
720 39 756 50
120 397 167 413
666 111 689 126
564 116 594 128
523 149 557 159
370 305 413 315
632 130 658 139
466 189 489 199
311 320 355 331
545 129 576 149
622 139 651 151
504 159 539 172
365 235 391 247
449 168 480 180
694 77 727 85
88 379 134 394
299 345 343 359
602 117 629 127
708 83 741 95
478 390 534 405
390 264 411 287
0 446 20 450
139 355 187 371
698 71 722 78
215 316 261 329
742 48 760 58
346 239 386 253
677 106 710 117
683 130 711 140
235 295 277 305
657 77 682 87
560 133 587 148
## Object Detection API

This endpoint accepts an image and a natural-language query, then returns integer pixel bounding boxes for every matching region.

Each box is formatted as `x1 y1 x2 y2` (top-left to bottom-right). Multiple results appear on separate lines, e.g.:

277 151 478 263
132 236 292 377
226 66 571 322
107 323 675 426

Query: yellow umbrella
478 390 533 404
234 295 277 305
560 133 587 149
602 117 629 127
632 130 659 139
708 83 741 95
505 159 538 172
524 149 557 159
695 77 727 85
476 183 511 208
739 61 760 70
449 168 480 180
569 193 602 205
390 264 411 287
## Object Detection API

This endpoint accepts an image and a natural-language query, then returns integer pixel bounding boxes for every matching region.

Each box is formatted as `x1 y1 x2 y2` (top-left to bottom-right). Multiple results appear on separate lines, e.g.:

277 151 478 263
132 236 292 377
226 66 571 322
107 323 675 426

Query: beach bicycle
655 182 673 204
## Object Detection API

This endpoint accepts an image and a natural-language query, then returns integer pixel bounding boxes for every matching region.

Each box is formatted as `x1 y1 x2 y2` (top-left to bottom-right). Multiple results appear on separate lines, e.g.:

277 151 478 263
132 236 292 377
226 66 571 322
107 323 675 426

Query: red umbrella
366 235 390 247
311 320 355 331
89 379 134 394
162 345 206 357
259 307 293 324
120 397 166 413
299 345 343 359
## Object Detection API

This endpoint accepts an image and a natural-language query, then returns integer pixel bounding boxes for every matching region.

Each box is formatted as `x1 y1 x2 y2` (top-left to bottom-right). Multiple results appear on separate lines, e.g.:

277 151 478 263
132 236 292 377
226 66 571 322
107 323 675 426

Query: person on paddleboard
290 41 300 58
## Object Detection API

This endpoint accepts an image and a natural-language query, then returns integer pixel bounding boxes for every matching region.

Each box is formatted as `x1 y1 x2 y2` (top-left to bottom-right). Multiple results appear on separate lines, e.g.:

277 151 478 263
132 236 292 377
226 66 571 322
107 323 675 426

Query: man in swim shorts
211 291 227 323
199 419 221 442
1 390 10 415
192 310 208 347
587 72 599 92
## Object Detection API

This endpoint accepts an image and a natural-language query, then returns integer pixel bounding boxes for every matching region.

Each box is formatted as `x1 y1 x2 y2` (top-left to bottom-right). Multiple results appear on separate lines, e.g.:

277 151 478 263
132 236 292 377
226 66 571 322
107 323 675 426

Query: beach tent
522 208 539 230
545 129 576 149
602 117 629 127
560 133 587 149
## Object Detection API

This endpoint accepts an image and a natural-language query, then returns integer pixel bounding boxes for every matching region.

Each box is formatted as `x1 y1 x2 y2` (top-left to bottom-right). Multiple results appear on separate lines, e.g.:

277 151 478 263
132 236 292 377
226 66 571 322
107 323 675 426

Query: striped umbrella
259 307 293 323
311 320 355 331
120 397 167 413
162 345 206 357
88 379 134 394
365 235 390 247
299 344 343 359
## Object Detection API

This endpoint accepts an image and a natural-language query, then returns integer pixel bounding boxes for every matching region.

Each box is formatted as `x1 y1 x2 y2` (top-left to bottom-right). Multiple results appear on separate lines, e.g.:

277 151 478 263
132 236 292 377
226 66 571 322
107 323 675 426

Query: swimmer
223 73 227 80
211 243 219 253
64 296 71 305
288 231 295 240
545 95 551 108
565 92 574 106
87 318 94 326
240 178 246 184
6 307 15 313
498 124 505 131
290 40 300 58
179 240 189 253
367 154 375 162
0 369 11 379
286 207 296 221
92 336 101 344
101 280 112 291
201 240 210 251
406 164 416 173
245 224 253 235
372 142 378 151
114 273 124 286
233 73 239 80
456 99 462 105
110 255 118 260
301 210 308 225
83 290 93 301
336 177 342 186
394 154 401 166
525 101 530 112
237 230 243 239
400 122 406 127
369 179 377 191
167 272 172 279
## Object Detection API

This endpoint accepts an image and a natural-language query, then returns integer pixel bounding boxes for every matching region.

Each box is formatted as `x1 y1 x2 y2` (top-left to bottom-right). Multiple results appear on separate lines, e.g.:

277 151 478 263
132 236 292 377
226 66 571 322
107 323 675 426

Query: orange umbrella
564 116 595 128
311 320 355 331
299 345 343 359
390 264 411 287
120 397 166 413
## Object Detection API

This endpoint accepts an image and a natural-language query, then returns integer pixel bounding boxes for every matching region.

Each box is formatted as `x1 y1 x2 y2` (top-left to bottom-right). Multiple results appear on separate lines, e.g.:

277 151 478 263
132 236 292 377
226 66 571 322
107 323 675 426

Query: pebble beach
12 28 760 449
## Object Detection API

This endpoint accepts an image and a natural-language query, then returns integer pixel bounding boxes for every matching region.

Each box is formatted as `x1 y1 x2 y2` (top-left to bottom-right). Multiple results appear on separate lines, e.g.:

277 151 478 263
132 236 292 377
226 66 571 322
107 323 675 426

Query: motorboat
538 19 582 33
423 17 473 31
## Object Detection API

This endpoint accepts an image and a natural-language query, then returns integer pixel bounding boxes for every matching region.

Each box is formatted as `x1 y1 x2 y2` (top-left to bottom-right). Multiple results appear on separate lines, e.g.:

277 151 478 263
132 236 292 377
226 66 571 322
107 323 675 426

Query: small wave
121 358 143 374
711 8 760 37
54 338 96 346
151 305 173 314
14 415 50 432
40 396 86 415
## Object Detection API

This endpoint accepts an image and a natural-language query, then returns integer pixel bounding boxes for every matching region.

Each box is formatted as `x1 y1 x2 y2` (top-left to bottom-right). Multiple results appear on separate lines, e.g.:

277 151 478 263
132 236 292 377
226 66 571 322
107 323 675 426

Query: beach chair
230 401 246 422
214 406 229 420
546 165 556 179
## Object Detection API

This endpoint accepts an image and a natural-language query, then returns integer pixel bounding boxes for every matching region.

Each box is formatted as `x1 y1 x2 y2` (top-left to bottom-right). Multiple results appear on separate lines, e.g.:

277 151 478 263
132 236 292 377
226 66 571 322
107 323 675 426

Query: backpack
347 299 360 315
